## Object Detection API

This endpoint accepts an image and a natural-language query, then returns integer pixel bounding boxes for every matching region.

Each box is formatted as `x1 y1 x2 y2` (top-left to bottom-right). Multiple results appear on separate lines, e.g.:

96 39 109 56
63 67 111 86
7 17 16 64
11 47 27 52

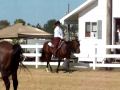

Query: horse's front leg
2 73 10 90
12 71 18 90
56 59 61 73
46 61 49 72
48 62 53 72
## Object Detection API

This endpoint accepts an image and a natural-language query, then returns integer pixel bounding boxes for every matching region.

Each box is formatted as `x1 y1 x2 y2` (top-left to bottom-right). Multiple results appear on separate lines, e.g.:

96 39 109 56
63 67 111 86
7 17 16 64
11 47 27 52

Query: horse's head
71 39 80 53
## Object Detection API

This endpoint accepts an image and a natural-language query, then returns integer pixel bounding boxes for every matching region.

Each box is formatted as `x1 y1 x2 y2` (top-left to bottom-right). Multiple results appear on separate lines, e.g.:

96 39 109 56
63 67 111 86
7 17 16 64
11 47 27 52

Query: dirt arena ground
1 67 120 90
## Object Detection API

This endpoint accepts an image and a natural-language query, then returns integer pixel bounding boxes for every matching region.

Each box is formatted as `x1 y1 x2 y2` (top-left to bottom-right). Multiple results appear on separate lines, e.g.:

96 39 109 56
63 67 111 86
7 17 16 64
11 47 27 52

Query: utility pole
68 3 70 13
106 0 112 53
67 3 70 41
106 0 112 66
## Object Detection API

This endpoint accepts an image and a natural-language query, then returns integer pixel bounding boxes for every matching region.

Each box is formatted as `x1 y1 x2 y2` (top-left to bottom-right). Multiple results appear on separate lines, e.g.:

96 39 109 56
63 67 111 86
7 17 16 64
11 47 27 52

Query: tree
36 23 42 29
70 24 78 37
43 19 56 34
0 20 10 29
14 19 26 25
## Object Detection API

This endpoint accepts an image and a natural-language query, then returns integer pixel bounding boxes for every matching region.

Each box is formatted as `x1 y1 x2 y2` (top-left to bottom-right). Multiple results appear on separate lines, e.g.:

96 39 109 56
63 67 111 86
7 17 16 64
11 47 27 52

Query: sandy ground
1 67 120 90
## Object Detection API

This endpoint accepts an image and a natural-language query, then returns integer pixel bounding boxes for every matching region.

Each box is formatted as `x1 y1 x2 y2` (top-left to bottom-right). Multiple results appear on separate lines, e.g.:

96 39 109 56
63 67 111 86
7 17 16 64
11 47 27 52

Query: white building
60 0 120 62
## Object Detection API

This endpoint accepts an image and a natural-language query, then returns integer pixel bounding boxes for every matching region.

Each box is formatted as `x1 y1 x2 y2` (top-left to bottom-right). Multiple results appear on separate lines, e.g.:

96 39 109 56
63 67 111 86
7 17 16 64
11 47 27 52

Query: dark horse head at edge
0 41 24 90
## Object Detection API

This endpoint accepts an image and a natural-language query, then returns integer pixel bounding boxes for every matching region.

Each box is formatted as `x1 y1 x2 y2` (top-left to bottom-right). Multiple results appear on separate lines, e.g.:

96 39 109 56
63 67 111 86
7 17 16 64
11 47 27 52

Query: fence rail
21 44 64 68
21 44 120 70
21 44 42 68
91 45 120 70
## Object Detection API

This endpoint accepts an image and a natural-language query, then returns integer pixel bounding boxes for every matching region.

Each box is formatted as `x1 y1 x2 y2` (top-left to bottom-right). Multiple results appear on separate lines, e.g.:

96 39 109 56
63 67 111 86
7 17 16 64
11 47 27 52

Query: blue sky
0 0 86 26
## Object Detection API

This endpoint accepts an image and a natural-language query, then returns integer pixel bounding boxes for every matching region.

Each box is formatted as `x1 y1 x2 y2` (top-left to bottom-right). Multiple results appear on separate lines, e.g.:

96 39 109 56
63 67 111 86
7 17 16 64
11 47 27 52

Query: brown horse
40 39 80 73
0 41 24 90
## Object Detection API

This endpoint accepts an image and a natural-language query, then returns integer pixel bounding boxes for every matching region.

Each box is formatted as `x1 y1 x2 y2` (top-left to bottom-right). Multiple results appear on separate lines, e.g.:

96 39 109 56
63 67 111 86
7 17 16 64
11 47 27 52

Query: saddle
48 40 64 57
54 40 64 56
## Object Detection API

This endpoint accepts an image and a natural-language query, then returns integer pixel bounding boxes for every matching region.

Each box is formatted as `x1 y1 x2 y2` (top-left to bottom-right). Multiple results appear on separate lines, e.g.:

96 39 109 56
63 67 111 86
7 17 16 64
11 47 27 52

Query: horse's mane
65 39 80 53
65 40 74 49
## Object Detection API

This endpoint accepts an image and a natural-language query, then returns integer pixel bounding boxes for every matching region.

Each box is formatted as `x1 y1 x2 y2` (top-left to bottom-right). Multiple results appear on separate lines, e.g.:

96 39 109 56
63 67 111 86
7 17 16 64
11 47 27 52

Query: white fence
89 45 120 70
21 44 63 68
21 44 120 70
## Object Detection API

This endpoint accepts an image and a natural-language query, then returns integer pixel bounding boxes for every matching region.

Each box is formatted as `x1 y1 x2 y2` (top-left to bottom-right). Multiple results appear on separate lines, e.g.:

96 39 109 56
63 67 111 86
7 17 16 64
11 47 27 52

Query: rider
52 21 64 55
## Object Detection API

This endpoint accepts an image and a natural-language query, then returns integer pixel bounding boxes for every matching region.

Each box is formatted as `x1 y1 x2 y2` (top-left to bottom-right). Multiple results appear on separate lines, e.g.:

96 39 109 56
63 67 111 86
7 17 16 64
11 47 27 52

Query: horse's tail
40 42 49 62
12 44 31 75
40 48 45 62
12 43 23 62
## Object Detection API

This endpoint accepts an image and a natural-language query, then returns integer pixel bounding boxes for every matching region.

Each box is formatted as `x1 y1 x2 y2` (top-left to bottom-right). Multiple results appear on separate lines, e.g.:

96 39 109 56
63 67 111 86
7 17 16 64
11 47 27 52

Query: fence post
35 43 39 68
93 44 97 70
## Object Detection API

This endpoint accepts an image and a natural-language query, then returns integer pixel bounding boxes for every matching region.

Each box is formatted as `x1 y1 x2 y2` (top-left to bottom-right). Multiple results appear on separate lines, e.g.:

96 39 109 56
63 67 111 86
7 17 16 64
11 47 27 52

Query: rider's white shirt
54 26 64 39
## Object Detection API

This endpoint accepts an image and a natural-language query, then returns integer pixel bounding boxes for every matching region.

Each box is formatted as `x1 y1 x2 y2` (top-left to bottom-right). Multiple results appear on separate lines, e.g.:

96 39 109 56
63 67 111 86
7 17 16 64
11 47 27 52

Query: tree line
0 19 78 38
0 19 57 34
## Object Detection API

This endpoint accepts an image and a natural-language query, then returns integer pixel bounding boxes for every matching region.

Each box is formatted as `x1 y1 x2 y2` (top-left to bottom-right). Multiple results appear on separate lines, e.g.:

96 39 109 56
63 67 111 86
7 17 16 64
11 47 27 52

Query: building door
115 18 120 43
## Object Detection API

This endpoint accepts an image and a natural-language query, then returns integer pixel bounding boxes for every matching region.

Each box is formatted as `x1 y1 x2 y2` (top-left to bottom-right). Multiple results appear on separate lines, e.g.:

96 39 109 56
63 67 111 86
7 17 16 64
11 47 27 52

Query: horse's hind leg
2 74 10 90
46 61 52 72
56 60 61 73
48 62 53 72
12 71 18 90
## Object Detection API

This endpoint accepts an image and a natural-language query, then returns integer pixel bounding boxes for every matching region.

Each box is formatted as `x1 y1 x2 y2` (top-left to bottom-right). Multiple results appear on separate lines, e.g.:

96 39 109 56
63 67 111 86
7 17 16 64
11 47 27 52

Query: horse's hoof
63 71 68 73
56 71 59 73
63 71 70 73
46 68 50 72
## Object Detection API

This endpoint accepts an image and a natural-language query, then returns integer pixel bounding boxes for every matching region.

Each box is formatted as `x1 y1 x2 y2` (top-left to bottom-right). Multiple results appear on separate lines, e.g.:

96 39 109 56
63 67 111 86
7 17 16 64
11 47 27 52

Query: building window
92 22 97 32
85 22 90 37
85 22 97 37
